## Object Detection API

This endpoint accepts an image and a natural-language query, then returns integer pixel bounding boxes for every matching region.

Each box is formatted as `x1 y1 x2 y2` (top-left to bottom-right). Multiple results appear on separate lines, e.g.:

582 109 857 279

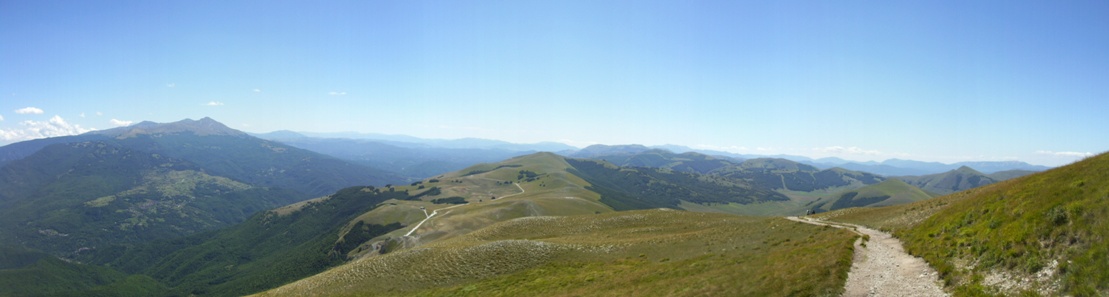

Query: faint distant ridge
279 131 578 152
253 130 308 140
952 160 1051 174
252 131 577 180
93 117 248 138
639 145 1052 175
570 144 652 158
810 158 1051 176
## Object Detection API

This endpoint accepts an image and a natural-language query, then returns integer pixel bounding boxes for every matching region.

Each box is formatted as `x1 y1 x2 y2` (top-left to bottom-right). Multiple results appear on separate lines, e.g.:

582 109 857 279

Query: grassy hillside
818 153 1109 296
367 152 613 246
987 169 1038 181
818 179 934 212
256 210 857 297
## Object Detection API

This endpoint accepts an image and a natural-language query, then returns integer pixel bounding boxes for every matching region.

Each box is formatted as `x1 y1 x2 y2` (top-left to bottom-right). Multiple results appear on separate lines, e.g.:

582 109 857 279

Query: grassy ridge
257 210 857 297
820 153 1109 296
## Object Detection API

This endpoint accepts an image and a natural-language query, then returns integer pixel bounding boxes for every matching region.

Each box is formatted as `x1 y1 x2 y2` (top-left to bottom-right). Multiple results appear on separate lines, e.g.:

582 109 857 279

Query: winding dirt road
787 216 948 297
403 202 463 236
405 183 525 237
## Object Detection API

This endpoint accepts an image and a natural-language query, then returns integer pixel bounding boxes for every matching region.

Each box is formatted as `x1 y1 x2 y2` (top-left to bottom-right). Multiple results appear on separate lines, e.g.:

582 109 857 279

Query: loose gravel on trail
787 217 948 297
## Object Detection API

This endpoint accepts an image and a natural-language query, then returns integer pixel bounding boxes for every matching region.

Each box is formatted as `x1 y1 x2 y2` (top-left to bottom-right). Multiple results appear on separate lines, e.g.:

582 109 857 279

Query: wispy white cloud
0 115 4 121
253 89 262 93
96 111 103 116
328 91 347 96
166 83 176 88
15 107 44 114
0 115 94 143
205 101 225 106
1036 150 1094 158
79 112 86 118
109 119 133 127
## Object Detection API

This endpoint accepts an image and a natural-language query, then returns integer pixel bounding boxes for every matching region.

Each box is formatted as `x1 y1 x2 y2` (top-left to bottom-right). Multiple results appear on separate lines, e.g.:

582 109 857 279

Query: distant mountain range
568 144 1051 176
255 130 576 152
252 131 554 180
567 145 1041 215
245 134 1053 180
807 158 1051 176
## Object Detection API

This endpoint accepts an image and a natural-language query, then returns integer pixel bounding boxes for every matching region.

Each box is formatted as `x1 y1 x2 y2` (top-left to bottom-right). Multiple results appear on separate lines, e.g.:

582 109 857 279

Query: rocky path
786 216 948 297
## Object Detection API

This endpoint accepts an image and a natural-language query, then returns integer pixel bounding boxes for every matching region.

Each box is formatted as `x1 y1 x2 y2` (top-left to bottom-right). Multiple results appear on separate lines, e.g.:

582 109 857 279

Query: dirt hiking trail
787 216 948 297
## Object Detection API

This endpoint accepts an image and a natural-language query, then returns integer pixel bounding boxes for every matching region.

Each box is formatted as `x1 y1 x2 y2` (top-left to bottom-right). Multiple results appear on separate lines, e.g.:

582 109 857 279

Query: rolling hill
568 144 652 158
568 148 736 174
568 149 906 215
715 158 885 192
564 158 789 210
569 149 886 193
893 166 998 195
816 152 1109 296
813 179 935 212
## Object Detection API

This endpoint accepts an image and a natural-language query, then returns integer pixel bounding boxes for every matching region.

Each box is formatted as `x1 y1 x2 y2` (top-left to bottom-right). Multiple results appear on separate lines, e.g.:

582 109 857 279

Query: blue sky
2 1 1106 166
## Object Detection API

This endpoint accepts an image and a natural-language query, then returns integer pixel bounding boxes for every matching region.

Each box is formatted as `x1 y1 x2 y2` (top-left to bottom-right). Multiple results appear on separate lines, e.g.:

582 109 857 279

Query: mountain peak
954 165 984 174
91 117 247 138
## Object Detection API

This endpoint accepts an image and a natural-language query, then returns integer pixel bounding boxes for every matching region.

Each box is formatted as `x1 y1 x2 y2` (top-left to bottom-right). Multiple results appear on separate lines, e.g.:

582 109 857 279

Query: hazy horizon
3 1 1107 167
